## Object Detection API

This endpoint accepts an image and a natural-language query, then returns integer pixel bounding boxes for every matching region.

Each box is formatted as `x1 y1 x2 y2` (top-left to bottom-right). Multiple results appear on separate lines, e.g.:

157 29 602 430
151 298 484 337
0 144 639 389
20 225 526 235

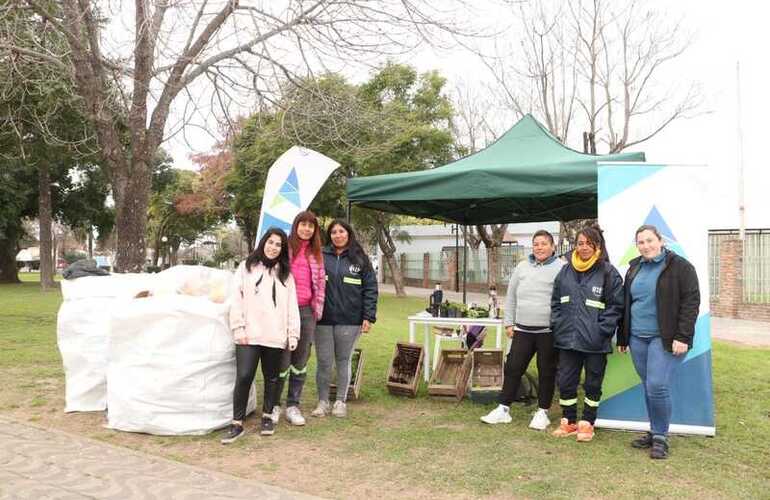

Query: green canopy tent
346 114 645 300
347 114 645 224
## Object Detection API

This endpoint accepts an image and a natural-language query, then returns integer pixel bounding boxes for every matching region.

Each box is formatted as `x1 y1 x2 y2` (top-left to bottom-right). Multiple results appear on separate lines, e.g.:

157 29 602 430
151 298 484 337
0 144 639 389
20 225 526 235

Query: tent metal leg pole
346 201 352 223
462 225 467 304
454 224 459 293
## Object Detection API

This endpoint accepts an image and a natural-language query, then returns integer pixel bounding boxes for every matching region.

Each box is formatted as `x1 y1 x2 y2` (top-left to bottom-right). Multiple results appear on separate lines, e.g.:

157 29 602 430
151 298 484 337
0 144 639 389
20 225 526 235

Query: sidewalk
0 417 317 500
379 283 770 347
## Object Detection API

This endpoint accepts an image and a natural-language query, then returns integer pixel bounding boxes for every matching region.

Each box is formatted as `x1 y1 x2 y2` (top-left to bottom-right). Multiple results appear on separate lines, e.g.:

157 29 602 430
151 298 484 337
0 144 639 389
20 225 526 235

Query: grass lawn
1 274 769 499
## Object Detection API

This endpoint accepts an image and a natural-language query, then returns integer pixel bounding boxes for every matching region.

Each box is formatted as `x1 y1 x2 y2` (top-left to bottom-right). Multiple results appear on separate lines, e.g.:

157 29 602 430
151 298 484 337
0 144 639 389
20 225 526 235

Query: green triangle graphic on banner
620 244 640 267
271 193 289 208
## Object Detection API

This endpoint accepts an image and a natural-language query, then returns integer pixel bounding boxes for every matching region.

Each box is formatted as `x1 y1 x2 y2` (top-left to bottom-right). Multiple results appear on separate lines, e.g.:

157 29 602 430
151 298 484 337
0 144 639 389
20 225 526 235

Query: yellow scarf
571 249 601 272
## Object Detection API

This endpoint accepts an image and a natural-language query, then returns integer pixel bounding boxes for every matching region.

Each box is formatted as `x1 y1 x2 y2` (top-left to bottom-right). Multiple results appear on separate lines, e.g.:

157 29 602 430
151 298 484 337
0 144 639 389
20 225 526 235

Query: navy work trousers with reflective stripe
557 349 607 424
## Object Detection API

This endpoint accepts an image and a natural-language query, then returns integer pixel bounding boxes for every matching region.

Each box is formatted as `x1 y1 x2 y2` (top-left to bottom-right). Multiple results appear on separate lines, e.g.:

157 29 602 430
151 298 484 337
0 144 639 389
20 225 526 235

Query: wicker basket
329 348 364 400
428 349 468 398
386 342 424 397
469 348 504 404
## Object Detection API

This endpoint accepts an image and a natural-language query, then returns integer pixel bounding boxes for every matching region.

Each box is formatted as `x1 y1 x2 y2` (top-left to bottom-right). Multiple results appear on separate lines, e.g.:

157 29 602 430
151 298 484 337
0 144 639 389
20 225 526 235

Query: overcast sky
164 0 769 230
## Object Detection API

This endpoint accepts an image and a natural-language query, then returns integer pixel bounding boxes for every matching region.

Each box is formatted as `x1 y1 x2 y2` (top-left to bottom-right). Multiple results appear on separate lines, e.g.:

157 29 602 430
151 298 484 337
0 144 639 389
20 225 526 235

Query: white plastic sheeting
57 274 149 412
105 292 255 435
56 266 254 434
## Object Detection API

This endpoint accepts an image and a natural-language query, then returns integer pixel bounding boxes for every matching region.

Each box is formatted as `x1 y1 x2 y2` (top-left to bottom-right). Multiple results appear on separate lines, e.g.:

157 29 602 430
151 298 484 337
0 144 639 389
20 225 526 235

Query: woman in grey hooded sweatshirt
481 230 564 430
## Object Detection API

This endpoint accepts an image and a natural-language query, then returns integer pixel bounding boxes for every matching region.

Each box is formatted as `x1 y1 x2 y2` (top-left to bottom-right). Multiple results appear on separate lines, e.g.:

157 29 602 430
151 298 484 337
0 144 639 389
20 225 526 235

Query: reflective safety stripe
289 365 307 375
343 276 362 285
560 296 570 303
278 369 290 379
584 397 601 407
585 299 606 309
559 398 578 406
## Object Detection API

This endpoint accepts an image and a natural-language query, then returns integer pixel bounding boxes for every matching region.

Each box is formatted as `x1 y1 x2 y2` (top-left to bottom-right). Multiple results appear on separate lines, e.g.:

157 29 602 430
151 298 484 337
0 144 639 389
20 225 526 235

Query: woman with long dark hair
550 224 624 442
270 211 326 427
221 228 300 444
311 219 378 418
618 224 700 459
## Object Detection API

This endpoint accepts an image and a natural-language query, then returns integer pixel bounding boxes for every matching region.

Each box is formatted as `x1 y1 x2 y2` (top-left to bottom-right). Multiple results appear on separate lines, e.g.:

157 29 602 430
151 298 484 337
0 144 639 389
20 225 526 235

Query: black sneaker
220 423 244 444
650 436 669 459
260 416 275 436
631 432 653 449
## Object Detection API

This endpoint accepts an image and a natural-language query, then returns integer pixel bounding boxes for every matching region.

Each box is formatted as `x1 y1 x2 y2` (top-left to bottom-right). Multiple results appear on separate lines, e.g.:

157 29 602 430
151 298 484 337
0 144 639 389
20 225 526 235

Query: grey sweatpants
315 324 361 403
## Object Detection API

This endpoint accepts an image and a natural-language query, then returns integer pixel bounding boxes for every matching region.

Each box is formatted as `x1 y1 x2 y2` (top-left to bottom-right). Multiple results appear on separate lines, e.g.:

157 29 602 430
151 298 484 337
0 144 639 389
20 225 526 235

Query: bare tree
482 0 701 241
451 80 498 154
449 84 508 292
1 0 481 272
485 0 700 153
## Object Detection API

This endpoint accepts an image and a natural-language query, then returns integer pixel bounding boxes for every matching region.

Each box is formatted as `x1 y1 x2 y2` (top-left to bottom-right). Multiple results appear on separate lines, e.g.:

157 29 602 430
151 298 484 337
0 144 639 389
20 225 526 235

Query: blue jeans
629 335 685 437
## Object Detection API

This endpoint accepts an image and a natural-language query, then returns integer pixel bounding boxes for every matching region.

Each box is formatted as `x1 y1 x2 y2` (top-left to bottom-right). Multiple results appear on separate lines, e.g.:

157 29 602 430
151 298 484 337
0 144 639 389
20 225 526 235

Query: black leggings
233 344 283 421
499 331 557 409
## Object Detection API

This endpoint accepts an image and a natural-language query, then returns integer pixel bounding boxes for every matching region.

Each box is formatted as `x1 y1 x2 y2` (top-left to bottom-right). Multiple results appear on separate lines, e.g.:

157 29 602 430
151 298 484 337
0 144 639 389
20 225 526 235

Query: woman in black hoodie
311 219 378 419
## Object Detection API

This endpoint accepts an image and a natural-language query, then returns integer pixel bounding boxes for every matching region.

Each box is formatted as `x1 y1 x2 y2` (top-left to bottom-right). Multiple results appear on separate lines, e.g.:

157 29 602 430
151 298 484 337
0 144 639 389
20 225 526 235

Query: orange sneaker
576 420 594 442
552 418 578 437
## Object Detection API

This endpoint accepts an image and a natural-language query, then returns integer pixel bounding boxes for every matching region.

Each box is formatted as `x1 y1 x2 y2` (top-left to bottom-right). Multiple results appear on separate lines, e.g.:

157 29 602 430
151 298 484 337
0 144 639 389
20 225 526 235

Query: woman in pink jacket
271 211 326 426
221 228 300 444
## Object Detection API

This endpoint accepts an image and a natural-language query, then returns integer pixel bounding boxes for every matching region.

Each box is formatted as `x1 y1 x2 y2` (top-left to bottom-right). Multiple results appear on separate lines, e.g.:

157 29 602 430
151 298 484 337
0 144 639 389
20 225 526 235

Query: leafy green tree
146 169 226 268
225 63 457 295
0 2 105 286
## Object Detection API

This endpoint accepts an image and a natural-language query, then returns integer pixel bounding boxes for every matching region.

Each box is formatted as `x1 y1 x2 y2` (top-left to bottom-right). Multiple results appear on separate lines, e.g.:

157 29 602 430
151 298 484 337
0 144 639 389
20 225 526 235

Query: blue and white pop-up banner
596 162 715 436
256 146 340 242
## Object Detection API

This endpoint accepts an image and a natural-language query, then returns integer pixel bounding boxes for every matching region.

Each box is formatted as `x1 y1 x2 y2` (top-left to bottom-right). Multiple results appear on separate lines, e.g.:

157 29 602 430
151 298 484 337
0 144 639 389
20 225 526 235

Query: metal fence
709 230 770 304
397 245 532 287
397 231 770 305
742 231 770 303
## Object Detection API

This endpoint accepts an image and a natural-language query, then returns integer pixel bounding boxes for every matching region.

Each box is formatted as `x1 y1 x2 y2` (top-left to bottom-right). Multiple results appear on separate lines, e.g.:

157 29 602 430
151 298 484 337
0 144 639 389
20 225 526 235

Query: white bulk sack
106 294 254 435
57 274 149 412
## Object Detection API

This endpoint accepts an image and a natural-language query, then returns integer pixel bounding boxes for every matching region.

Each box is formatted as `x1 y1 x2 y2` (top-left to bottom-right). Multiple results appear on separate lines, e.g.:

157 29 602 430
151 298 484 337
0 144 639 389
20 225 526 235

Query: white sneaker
311 400 330 418
269 405 282 424
331 400 347 418
528 408 550 430
285 406 306 426
480 404 512 424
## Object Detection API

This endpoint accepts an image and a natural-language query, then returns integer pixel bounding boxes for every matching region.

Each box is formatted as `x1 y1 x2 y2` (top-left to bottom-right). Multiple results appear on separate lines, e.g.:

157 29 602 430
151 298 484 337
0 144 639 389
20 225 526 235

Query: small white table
407 314 505 382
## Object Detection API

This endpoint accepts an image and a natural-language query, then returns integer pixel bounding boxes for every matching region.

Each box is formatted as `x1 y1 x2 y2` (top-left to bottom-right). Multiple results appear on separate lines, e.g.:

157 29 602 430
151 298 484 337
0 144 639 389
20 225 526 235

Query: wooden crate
428 349 468 398
386 342 424 397
329 348 364 401
455 348 474 401
469 348 504 404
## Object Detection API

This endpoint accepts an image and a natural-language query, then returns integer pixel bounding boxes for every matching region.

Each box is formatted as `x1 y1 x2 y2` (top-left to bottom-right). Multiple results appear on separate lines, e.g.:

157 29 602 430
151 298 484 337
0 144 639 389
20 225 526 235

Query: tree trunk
113 159 152 272
170 242 180 266
38 163 55 290
374 218 406 297
383 253 406 297
151 239 160 267
0 223 21 284
476 224 507 292
88 228 94 258
487 245 499 291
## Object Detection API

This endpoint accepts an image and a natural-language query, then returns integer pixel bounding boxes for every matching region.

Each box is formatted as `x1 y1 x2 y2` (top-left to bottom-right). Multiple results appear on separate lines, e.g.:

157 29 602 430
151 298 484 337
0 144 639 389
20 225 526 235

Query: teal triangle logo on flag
271 167 302 209
285 167 299 191
619 205 687 266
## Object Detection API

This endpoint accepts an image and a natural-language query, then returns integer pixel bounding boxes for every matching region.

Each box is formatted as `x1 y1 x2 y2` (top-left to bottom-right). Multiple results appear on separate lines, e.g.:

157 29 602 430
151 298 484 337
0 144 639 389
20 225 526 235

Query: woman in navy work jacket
550 224 624 442
617 224 700 460
311 219 378 419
